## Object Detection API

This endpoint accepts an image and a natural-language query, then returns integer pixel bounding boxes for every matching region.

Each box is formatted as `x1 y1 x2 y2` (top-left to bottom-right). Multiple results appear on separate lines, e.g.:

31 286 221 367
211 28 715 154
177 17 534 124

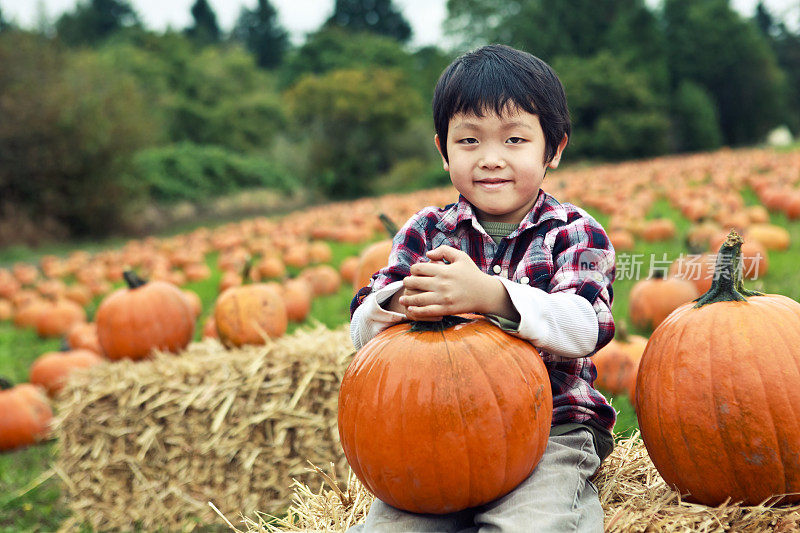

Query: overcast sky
2 0 798 49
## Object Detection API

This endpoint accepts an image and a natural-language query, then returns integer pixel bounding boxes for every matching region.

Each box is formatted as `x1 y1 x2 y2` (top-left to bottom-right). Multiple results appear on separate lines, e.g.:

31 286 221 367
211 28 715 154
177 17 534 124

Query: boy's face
435 105 567 225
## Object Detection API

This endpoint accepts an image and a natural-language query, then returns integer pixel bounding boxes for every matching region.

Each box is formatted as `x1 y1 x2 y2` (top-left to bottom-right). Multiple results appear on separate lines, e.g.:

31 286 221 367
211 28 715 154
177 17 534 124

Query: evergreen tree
754 1 775 37
663 0 786 144
186 0 221 46
0 6 8 32
55 0 140 46
325 0 412 43
754 2 800 132
232 0 289 68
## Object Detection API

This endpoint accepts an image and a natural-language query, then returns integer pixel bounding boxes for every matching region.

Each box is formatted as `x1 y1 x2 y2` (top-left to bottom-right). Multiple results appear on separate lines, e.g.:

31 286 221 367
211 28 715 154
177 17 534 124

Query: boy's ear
434 134 450 172
547 134 569 169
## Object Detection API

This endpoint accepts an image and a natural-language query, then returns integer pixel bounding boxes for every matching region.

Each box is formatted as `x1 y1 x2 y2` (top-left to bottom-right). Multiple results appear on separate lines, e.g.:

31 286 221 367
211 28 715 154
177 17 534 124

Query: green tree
55 0 140 46
186 0 221 46
445 0 662 66
285 68 423 198
753 2 800 132
232 0 289 68
554 52 670 159
672 80 723 152
444 0 671 135
0 31 156 238
279 27 413 88
0 6 10 32
325 0 412 43
663 0 787 144
98 33 283 151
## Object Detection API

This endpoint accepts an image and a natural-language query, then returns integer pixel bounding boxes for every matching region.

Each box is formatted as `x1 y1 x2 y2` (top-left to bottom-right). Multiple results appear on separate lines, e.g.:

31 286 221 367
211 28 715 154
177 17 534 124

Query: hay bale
53 324 354 532
226 432 800 533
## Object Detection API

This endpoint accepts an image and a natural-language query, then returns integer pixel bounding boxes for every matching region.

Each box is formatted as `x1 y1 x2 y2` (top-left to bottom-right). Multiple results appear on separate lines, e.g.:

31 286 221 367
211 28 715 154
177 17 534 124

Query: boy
348 44 616 532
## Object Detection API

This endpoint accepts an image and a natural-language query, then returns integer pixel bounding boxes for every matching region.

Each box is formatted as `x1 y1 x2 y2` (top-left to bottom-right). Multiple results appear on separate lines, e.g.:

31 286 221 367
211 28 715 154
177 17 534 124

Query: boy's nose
478 150 506 169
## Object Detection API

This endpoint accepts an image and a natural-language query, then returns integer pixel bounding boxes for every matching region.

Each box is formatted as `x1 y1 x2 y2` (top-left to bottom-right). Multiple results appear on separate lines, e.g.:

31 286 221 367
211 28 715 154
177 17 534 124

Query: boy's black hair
433 44 571 164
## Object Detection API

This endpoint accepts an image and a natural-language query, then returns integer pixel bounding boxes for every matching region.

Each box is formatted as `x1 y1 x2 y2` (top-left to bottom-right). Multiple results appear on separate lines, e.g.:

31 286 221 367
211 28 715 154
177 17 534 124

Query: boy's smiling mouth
475 177 512 189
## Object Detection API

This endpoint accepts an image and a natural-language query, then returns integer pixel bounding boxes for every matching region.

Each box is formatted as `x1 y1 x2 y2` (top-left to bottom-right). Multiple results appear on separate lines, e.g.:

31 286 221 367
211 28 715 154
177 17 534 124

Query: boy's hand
399 245 502 321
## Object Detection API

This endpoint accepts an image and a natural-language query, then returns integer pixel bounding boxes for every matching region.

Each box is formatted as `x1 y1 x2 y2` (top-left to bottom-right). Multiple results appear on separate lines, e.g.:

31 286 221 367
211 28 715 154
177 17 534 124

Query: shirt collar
436 189 569 236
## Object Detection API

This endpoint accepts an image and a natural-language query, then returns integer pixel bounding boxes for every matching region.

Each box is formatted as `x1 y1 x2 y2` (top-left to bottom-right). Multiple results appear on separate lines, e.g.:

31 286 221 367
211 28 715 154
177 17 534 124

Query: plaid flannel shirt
350 189 617 433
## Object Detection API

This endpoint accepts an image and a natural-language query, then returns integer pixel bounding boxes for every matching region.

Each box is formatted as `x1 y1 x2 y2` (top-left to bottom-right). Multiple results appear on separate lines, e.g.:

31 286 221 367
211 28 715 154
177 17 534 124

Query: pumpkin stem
409 315 471 332
616 321 629 342
123 270 147 289
693 230 763 308
379 213 398 238
0 377 13 390
241 255 255 285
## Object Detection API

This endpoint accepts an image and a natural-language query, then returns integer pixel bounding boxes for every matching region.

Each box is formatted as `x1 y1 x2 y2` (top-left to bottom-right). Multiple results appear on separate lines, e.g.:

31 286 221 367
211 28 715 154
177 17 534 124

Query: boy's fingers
426 245 463 263
399 291 439 308
406 304 447 320
410 261 446 277
403 275 437 291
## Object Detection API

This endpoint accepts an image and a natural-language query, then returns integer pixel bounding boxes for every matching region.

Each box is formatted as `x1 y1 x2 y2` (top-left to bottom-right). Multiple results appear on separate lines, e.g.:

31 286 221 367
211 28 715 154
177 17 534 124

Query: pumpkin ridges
339 316 552 514
637 263 800 505
441 331 480 511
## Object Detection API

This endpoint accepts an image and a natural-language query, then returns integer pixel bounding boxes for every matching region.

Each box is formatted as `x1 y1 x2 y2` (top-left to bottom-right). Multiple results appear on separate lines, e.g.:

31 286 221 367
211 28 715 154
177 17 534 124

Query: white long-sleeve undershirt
350 278 599 357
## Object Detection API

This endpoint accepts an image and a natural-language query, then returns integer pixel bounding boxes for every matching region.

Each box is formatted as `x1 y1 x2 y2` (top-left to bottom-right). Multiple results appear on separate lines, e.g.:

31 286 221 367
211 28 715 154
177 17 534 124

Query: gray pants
347 428 603 533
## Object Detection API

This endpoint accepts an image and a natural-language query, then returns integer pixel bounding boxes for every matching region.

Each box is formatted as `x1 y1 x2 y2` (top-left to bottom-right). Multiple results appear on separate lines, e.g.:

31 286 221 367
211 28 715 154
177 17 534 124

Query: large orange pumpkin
0 378 53 451
214 283 287 347
636 231 800 506
95 271 195 360
338 315 553 514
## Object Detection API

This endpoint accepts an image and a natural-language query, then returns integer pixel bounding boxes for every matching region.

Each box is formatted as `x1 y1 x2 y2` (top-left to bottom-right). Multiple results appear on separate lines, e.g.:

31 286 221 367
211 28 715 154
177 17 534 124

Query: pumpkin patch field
2 146 800 530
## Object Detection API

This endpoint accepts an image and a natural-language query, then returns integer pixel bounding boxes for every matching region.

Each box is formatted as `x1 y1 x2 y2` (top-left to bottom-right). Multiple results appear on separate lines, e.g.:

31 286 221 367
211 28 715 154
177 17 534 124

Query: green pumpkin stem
123 270 147 289
693 230 763 308
410 315 471 332
0 377 13 390
379 213 399 238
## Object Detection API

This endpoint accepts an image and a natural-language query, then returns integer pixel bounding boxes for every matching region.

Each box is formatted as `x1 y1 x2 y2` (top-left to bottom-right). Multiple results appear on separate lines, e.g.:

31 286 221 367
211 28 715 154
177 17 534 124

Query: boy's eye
507 137 526 144
457 138 478 144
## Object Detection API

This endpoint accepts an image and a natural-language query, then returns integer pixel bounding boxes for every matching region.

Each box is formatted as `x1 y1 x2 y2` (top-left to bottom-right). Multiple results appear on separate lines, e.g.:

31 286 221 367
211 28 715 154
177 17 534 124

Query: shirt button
492 265 502 274
520 276 530 284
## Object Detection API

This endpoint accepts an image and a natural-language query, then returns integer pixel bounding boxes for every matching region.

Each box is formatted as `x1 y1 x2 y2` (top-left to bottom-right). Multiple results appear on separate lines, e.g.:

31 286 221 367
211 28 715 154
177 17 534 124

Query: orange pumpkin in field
66 322 102 353
202 315 218 339
629 272 699 331
593 325 648 398
282 278 313 323
338 256 360 285
339 315 552 514
0 299 12 321
29 349 104 397
95 271 195 360
0 378 53 452
214 283 287 347
300 265 341 296
353 214 398 291
34 298 86 339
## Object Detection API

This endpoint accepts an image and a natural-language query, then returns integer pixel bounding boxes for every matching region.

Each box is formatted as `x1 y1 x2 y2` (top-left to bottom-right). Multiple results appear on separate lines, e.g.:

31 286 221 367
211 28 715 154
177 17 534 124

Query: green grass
3 182 800 530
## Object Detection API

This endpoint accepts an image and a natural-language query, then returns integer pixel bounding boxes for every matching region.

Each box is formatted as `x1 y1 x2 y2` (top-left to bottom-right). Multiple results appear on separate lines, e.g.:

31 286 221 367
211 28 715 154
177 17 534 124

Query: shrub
0 31 156 240
285 67 423 198
129 142 300 203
